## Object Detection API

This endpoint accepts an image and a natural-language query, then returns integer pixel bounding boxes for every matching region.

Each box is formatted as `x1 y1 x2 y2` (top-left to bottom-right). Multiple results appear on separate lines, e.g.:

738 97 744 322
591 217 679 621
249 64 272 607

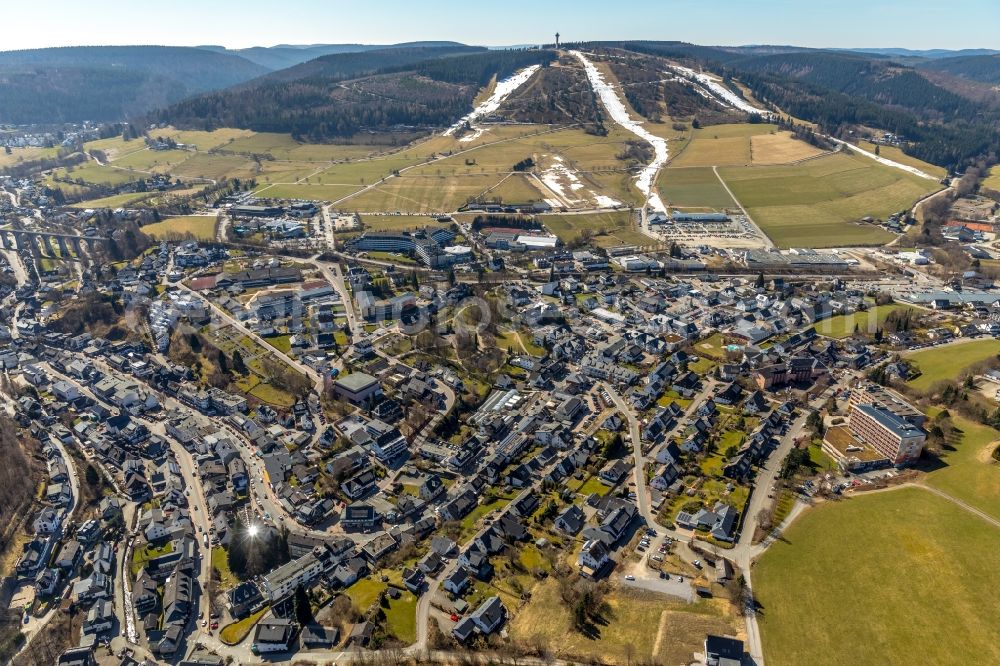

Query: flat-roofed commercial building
333 372 382 406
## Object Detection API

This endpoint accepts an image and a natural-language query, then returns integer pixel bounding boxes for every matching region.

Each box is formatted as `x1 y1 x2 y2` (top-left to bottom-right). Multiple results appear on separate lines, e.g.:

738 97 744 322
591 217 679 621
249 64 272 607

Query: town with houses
0 23 999 666
5 174 992 666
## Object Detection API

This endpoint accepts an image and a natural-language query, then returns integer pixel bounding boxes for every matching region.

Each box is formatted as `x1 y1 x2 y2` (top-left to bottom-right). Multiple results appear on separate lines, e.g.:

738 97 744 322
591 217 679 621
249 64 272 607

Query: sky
4 0 998 52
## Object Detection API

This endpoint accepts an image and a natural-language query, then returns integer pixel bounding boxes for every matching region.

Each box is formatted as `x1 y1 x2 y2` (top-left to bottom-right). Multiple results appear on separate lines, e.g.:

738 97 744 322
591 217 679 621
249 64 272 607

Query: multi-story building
260 545 334 601
847 404 925 466
848 383 926 428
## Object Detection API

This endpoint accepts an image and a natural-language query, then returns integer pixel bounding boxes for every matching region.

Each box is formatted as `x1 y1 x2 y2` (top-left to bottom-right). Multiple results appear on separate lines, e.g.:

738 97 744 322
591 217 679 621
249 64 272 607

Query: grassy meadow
754 487 1000 666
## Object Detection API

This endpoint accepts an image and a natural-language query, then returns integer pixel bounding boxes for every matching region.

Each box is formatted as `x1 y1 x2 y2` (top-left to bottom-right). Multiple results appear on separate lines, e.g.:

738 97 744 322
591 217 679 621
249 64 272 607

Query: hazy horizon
3 0 997 52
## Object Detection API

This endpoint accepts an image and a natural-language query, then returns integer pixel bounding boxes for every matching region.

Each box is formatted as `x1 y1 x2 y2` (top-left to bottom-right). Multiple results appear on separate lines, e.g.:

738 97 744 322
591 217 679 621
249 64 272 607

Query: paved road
175 280 325 394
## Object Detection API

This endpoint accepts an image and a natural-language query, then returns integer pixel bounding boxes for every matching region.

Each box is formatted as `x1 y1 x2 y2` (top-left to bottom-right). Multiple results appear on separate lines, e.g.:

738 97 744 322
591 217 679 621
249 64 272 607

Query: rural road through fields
712 165 775 249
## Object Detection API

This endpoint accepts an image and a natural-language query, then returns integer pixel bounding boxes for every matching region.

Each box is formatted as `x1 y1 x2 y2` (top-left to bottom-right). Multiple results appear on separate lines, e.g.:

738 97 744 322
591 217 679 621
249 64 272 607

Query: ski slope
669 65 771 116
571 50 668 212
443 65 541 141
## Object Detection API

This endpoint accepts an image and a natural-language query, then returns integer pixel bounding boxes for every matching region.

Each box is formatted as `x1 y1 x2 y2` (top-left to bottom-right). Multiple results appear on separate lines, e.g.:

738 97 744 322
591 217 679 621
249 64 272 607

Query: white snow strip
594 194 623 208
444 65 541 138
540 156 584 206
829 138 939 181
571 50 669 213
669 65 772 117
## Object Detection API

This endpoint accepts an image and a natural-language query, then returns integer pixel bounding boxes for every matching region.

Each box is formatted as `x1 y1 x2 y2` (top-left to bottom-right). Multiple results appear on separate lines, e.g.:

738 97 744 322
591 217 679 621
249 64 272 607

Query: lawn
459 494 514 539
510 579 740 665
906 338 1000 392
346 577 387 613
575 475 614 497
247 382 297 407
130 541 174 576
659 167 736 209
211 547 239 589
754 487 1000 666
142 215 217 241
262 334 292 354
219 607 267 645
383 589 418 644
718 151 936 248
694 332 732 360
814 303 922 339
924 412 1000 520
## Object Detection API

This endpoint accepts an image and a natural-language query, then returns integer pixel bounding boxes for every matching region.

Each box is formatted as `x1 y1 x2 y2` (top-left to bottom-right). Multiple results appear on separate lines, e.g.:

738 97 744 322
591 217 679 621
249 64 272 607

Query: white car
624 575 635 581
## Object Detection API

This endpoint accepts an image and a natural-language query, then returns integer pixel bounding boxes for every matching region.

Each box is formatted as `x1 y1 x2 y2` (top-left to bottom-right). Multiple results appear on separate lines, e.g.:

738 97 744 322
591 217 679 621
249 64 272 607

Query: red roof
187 276 217 291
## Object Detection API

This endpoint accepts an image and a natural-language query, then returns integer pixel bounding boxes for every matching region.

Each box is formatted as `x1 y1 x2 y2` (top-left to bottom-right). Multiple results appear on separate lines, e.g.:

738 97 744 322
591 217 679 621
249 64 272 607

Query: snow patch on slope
444 65 541 141
571 50 668 213
669 65 771 116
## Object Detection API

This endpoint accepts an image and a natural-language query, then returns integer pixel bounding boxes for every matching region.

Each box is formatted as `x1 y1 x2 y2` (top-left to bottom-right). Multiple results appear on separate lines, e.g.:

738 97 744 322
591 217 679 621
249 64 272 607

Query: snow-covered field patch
571 51 668 213
540 155 621 209
444 65 541 141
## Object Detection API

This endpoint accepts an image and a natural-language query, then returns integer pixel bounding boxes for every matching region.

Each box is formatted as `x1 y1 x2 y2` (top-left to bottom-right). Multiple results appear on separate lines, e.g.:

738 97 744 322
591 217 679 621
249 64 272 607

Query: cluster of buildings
346 226 472 268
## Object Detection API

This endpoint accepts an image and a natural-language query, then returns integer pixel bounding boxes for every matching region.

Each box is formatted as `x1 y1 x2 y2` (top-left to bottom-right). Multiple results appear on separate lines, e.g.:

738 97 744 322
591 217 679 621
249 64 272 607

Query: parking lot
620 529 695 601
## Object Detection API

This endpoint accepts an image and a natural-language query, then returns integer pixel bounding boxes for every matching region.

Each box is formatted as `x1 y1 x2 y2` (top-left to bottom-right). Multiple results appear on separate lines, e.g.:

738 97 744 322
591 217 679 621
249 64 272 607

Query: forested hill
605 41 1000 170
0 45 268 124
256 45 488 84
208 41 473 71
727 51 975 120
918 54 1000 84
153 49 555 142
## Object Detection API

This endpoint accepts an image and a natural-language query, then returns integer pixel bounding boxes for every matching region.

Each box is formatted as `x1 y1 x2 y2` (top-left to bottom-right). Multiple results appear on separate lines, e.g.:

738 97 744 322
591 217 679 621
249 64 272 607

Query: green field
142 215 217 241
670 123 776 167
984 166 1000 192
924 411 1000 520
53 164 143 187
348 173 504 213
659 167 736 209
110 147 191 171
255 183 363 202
69 192 153 209
814 303 922 339
906 339 1000 392
169 153 260 181
754 487 1000 666
718 152 935 248
0 145 60 168
359 214 446 232
539 212 642 247
857 140 947 179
